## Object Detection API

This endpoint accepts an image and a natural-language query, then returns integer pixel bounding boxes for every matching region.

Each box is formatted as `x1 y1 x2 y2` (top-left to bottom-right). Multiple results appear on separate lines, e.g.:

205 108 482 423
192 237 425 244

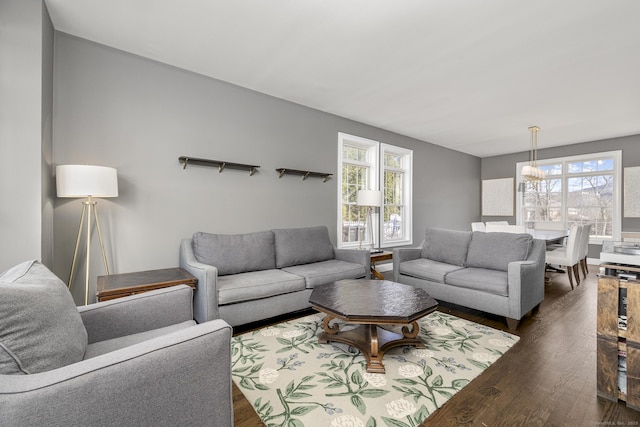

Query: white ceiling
44 0 640 157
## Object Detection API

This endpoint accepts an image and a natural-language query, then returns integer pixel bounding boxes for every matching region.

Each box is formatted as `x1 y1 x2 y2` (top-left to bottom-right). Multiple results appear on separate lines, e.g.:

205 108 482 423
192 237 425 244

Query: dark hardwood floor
232 266 640 426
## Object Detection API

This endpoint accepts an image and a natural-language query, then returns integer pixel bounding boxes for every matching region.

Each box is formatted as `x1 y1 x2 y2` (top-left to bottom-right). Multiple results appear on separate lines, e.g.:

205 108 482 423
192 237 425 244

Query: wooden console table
97 267 197 301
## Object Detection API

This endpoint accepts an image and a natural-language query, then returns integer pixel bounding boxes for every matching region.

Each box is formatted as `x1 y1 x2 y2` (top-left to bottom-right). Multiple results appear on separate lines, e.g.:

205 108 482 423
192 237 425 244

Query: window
337 133 412 249
516 150 621 243
381 144 412 246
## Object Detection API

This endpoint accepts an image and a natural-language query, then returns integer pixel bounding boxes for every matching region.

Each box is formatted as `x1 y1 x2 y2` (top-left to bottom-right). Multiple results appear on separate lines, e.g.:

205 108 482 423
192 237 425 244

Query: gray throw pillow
421 227 472 267
193 231 276 275
466 231 533 271
273 226 335 268
0 260 88 374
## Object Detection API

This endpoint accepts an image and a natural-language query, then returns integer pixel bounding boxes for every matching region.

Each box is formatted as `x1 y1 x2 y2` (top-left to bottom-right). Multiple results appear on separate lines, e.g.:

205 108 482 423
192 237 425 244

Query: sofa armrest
392 247 423 282
0 319 234 427
507 239 546 318
180 238 220 323
334 248 371 278
78 285 194 344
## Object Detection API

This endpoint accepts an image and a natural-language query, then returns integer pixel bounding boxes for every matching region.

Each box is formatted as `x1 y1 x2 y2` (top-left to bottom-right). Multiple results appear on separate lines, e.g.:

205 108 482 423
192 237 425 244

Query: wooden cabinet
597 264 640 410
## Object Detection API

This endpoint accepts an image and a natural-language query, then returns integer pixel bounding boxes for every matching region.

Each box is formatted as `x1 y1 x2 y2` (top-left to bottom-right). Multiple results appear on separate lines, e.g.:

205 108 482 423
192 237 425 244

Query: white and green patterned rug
232 311 519 427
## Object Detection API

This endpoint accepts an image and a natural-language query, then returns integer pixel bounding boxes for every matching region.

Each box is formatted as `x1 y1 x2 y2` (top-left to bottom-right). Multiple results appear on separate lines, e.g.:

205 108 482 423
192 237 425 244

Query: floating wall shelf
276 168 333 182
179 156 259 176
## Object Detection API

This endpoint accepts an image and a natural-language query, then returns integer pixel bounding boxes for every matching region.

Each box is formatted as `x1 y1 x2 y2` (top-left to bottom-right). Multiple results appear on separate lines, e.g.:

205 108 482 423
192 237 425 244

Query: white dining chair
577 223 592 279
471 222 486 232
545 225 582 289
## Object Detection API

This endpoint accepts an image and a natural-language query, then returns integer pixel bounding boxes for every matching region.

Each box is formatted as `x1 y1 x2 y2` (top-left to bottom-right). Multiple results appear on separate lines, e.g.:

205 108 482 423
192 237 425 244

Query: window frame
337 133 379 249
337 133 413 249
380 143 413 247
515 150 622 244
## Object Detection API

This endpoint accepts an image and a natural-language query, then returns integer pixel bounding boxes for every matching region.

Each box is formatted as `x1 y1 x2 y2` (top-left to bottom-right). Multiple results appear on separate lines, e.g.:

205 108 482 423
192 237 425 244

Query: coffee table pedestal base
318 317 424 373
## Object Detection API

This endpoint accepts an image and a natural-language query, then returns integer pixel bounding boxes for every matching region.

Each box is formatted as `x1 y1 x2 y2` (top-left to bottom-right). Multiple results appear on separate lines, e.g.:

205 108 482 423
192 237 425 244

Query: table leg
317 319 425 373
371 264 385 280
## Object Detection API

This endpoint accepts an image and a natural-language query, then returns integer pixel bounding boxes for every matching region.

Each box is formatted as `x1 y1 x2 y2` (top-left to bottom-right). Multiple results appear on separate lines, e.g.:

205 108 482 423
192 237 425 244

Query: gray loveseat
180 226 370 326
0 260 233 427
393 227 545 330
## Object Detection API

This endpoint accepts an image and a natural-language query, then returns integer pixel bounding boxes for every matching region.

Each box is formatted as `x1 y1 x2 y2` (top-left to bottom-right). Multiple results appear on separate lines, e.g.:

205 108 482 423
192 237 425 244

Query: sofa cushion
466 231 533 272
399 258 465 283
273 226 334 268
193 230 276 276
0 260 88 375
217 269 306 305
282 259 367 289
83 320 196 360
421 227 472 267
445 267 509 297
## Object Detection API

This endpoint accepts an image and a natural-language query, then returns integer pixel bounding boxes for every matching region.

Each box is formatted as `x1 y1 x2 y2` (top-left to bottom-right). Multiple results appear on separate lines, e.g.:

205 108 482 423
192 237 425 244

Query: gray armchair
0 261 233 427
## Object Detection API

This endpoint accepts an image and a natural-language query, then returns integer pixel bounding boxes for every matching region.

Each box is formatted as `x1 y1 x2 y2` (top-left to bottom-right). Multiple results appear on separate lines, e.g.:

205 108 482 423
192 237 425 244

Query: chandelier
521 126 544 181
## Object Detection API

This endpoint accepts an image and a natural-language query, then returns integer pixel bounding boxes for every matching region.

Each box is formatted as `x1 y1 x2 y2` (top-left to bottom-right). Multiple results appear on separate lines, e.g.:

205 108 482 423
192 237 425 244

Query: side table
97 267 197 302
370 251 393 280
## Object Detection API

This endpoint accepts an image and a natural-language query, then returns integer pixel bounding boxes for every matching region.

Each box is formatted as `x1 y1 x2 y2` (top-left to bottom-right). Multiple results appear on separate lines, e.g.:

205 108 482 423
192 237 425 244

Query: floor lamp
56 165 118 305
357 189 382 253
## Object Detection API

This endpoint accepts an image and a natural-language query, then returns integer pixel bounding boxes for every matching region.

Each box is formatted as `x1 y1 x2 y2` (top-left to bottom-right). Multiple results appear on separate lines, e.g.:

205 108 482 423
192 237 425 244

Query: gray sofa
393 227 545 330
180 226 370 326
0 260 233 427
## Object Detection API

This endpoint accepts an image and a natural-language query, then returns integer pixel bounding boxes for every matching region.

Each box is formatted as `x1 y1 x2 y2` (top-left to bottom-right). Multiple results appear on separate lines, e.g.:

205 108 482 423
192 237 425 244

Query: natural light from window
516 150 621 243
337 133 412 249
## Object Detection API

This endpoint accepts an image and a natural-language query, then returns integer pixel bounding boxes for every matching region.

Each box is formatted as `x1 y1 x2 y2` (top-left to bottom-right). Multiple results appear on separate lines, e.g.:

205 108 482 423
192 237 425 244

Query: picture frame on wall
482 177 514 216
624 166 640 218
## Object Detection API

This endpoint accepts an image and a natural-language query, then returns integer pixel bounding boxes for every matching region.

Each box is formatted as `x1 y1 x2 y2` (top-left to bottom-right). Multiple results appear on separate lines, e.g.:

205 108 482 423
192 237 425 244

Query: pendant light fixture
521 126 544 181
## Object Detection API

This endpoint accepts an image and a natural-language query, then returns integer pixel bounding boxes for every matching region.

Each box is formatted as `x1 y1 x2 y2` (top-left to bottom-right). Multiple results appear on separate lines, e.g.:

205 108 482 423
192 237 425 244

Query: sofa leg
506 317 519 331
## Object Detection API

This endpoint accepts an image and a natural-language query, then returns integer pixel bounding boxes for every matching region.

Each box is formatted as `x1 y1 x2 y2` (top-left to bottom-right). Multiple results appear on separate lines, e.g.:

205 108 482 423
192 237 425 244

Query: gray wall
52 33 480 303
0 0 54 272
481 134 640 257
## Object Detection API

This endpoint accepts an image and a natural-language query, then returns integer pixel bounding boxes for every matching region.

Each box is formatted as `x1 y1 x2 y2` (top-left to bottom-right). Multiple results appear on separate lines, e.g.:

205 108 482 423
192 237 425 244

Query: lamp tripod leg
68 203 87 290
368 206 374 251
85 201 92 306
92 204 110 275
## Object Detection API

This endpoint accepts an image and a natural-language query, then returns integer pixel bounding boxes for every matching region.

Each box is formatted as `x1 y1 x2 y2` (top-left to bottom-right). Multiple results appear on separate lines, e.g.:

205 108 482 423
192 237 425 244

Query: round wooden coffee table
309 279 438 373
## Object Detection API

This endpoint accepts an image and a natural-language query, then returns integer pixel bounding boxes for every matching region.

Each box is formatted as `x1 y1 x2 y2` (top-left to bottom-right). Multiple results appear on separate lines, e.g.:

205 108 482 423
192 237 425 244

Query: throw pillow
466 231 533 271
0 260 88 374
193 231 276 275
273 226 334 268
421 227 472 267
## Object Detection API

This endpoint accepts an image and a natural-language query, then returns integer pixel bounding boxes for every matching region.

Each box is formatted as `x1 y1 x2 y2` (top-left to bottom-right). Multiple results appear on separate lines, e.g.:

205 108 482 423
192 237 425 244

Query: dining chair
471 222 486 232
485 224 526 233
545 225 582 289
578 223 592 279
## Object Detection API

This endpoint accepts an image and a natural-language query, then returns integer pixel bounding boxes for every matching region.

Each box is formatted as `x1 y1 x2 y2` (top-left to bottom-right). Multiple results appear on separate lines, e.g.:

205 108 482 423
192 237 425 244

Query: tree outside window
518 151 621 242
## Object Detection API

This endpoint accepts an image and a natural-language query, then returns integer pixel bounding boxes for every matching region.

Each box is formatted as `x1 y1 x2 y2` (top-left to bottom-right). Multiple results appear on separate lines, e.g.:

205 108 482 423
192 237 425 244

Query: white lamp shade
56 165 119 198
357 189 382 207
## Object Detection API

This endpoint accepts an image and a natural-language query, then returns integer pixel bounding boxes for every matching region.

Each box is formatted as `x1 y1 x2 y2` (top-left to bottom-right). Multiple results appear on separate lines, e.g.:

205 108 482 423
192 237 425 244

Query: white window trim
337 133 379 249
515 150 622 244
380 143 413 247
337 133 412 249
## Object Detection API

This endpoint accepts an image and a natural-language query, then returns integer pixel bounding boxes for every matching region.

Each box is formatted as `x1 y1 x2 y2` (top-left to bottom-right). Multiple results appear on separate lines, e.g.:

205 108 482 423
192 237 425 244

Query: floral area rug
232 311 519 427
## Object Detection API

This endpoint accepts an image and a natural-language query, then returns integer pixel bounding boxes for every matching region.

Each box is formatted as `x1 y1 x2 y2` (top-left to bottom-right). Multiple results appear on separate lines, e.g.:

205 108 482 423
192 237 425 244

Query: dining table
527 229 568 246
